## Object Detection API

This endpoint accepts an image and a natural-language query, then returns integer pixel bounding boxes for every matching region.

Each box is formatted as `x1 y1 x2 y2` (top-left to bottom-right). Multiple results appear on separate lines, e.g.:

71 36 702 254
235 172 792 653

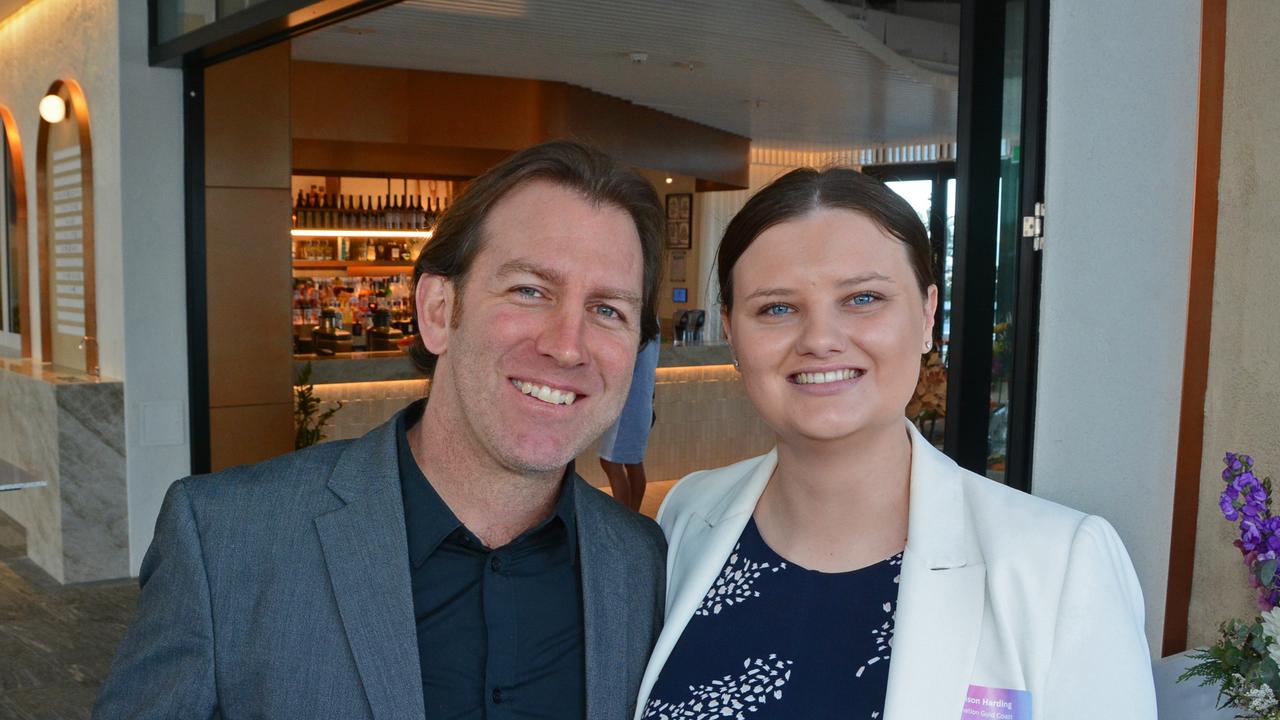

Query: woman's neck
754 420 912 573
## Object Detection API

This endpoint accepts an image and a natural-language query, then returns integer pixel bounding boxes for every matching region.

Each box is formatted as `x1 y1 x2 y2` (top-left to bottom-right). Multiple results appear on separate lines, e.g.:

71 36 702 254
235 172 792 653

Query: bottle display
291 188 443 231
292 275 417 351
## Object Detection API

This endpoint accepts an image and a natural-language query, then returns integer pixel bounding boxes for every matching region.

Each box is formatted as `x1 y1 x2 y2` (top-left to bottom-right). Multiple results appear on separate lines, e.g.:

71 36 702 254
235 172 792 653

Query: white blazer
635 421 1156 719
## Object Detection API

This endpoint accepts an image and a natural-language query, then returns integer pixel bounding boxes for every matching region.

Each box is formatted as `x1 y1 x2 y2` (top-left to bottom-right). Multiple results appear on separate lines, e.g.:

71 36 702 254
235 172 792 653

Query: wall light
38 94 65 123
665 177 673 184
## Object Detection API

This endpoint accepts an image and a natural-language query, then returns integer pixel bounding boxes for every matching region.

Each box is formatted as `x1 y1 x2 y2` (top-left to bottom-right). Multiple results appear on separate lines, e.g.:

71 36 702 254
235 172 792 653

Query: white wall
0 0 121 372
1035 0 1201 653
0 0 189 576
117 0 190 574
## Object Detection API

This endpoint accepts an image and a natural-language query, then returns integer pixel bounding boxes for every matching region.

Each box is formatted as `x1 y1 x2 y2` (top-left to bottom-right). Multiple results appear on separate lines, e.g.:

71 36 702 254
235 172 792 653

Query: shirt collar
396 399 579 567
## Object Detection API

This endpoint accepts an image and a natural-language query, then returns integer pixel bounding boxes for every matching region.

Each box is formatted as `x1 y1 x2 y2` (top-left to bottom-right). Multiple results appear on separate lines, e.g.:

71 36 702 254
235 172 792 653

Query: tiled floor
0 481 677 719
0 513 138 720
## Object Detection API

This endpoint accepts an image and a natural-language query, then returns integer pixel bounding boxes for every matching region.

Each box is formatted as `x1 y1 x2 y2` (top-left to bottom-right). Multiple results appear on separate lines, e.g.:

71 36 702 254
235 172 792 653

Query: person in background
599 324 661 512
94 141 667 720
634 167 1156 719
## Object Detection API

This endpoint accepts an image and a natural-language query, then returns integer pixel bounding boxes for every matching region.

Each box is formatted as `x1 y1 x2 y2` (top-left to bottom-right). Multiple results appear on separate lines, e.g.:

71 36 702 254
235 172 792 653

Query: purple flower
1242 519 1264 553
1221 490 1241 521
1226 452 1238 465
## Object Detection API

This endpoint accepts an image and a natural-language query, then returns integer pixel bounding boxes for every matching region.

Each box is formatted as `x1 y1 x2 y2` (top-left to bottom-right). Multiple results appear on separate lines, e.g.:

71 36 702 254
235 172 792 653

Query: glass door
947 0 1048 490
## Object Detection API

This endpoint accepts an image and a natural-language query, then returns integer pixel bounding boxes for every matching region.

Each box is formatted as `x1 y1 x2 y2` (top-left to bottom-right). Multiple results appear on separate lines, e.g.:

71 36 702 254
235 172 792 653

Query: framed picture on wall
668 249 688 282
665 193 692 248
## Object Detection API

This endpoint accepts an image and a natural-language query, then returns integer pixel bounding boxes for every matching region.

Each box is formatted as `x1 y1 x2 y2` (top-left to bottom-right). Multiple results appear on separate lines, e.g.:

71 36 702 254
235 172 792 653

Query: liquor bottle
383 193 393 230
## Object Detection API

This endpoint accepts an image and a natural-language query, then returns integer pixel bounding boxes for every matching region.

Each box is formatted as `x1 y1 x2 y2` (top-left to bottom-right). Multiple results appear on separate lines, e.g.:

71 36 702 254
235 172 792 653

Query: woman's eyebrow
742 273 895 302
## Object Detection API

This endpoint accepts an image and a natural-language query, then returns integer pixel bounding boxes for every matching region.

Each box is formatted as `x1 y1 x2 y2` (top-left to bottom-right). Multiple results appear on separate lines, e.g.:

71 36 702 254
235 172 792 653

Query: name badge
961 684 1031 720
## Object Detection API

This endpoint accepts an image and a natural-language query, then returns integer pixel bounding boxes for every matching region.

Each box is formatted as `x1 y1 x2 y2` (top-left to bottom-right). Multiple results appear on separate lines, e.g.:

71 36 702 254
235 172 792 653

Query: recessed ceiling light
628 52 649 64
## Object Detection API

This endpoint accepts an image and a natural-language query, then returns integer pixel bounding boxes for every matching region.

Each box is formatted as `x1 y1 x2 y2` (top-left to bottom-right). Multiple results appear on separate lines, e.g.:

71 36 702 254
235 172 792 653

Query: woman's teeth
512 379 577 405
793 369 863 385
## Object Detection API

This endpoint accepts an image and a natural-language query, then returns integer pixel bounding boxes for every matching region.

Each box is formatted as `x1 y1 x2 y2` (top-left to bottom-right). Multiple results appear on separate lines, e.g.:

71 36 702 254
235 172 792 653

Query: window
0 108 26 354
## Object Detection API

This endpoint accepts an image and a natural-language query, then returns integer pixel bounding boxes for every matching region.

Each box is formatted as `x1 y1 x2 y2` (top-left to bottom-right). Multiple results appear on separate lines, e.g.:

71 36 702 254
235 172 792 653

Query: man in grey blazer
94 141 667 719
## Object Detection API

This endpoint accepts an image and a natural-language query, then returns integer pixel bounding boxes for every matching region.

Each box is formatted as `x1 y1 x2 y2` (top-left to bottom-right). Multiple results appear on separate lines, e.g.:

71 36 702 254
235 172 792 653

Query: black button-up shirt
397 401 585 719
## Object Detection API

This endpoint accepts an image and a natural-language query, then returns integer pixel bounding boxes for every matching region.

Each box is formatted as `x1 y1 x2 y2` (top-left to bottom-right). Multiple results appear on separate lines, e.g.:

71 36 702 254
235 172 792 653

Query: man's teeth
794 369 863 385
512 379 577 405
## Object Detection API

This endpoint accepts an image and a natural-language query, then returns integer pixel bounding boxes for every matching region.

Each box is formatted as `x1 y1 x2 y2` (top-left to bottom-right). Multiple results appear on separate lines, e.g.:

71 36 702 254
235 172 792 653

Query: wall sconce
665 177 673 184
38 94 66 123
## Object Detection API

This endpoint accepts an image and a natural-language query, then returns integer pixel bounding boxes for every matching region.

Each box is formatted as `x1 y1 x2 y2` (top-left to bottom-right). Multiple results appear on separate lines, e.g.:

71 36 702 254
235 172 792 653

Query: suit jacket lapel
577 477 633 720
883 422 987 718
633 452 776 718
314 419 424 720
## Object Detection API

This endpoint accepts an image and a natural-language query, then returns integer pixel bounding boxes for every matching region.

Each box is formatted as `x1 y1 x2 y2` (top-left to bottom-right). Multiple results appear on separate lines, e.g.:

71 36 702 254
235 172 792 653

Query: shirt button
492 687 505 704
490 555 503 572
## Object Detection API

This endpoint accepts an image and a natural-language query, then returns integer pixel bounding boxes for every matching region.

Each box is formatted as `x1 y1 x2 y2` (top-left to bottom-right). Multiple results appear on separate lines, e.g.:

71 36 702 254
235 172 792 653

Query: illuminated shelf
291 229 434 239
292 260 414 277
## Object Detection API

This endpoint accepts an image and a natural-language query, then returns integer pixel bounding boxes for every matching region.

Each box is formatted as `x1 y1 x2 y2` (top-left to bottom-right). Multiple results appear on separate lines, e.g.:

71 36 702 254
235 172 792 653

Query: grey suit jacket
94 411 666 719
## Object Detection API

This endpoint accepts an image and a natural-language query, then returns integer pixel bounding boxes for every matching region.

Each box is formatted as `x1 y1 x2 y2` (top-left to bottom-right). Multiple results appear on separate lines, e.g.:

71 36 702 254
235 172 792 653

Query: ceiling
291 0 958 151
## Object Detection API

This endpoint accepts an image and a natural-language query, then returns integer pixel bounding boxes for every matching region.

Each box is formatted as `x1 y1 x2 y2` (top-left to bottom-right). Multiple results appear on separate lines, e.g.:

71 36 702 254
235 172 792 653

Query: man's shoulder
173 439 357 514
573 479 664 548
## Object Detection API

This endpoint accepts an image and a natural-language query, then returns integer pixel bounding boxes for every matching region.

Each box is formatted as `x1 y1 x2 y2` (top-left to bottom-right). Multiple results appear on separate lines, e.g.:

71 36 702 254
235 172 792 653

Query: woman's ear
922 284 939 344
416 275 455 356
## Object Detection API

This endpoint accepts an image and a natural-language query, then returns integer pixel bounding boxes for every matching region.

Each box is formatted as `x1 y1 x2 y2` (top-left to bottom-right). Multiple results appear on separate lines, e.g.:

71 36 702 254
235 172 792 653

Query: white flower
1263 608 1280 668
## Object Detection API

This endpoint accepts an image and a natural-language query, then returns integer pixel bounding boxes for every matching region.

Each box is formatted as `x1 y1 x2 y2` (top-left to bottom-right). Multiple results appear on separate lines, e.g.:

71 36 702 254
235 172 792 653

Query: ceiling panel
292 0 957 149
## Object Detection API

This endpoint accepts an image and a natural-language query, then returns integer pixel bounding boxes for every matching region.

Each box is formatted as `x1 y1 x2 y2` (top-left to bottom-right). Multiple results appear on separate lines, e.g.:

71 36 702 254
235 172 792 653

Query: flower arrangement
1180 453 1280 717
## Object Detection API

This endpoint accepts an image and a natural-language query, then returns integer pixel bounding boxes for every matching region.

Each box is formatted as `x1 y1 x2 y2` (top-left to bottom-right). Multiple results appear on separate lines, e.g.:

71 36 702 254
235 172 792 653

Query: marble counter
0 360 127 584
294 342 734 386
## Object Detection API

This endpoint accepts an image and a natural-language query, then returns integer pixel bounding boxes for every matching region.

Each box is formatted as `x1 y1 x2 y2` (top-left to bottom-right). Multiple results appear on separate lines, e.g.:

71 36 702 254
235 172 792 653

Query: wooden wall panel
290 62 410 144
205 43 291 190
292 139 512 180
205 43 294 469
545 83 750 189
289 61 749 189
205 187 292 409
209 403 294 471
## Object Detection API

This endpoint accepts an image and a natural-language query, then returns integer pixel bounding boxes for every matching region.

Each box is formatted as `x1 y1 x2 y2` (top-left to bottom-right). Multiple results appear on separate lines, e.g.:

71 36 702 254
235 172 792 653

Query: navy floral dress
643 518 902 719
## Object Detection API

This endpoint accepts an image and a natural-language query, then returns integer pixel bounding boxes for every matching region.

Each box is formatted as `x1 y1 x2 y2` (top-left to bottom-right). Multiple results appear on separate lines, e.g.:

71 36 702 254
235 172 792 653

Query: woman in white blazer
635 168 1156 719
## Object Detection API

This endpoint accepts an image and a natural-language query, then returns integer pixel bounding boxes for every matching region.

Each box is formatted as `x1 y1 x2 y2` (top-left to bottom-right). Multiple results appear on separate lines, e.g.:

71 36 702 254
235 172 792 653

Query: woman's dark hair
410 140 664 376
716 167 935 311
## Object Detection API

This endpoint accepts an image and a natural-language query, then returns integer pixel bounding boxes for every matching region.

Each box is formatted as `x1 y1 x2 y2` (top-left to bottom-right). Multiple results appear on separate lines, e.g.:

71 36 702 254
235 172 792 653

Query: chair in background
671 310 691 345
687 309 706 345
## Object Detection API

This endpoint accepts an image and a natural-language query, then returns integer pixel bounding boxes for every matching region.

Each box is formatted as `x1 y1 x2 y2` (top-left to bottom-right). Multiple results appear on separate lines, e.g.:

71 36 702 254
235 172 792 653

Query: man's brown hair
410 140 664 376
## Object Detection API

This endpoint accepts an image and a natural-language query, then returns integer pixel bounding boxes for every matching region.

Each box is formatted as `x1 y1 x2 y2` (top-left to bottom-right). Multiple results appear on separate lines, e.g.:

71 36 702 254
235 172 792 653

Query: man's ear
416 275 455 356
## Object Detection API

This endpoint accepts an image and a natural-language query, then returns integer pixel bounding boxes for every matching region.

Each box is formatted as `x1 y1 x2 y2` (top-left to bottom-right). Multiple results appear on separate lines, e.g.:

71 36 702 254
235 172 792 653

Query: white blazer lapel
633 451 777 720
883 422 987 719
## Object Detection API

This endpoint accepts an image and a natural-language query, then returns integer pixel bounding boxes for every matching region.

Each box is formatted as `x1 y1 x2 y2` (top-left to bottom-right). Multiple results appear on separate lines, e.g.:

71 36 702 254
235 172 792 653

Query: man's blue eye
596 305 619 319
516 287 541 298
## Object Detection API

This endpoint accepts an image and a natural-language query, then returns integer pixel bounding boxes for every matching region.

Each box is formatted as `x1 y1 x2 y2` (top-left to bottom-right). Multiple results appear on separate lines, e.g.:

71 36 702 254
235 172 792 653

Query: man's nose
535 305 587 367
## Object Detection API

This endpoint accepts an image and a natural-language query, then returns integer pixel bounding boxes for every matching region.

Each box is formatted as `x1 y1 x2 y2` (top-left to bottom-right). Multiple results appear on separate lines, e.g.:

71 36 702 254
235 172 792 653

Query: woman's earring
731 356 740 370
924 340 933 352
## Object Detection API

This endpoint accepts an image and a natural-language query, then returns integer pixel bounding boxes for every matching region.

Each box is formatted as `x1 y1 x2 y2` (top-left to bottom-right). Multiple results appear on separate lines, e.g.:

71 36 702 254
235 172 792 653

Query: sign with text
38 80 95 374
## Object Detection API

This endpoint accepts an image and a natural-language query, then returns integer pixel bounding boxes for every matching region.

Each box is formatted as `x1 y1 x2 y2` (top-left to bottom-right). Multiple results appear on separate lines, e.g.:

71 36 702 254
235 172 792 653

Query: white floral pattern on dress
694 542 787 617
855 555 902 683
643 655 794 720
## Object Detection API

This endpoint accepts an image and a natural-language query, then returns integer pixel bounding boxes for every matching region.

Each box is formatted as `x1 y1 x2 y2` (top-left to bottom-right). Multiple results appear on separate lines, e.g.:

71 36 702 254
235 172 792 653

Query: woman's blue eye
851 293 878 306
762 304 791 316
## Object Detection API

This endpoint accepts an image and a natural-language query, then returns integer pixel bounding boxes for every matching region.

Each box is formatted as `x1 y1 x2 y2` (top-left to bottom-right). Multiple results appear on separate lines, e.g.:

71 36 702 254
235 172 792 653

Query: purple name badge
961 684 1031 720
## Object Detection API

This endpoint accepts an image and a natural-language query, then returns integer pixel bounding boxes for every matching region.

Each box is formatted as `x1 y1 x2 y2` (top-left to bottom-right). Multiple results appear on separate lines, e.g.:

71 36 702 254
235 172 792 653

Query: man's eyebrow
496 259 565 286
741 273 895 303
496 259 642 308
